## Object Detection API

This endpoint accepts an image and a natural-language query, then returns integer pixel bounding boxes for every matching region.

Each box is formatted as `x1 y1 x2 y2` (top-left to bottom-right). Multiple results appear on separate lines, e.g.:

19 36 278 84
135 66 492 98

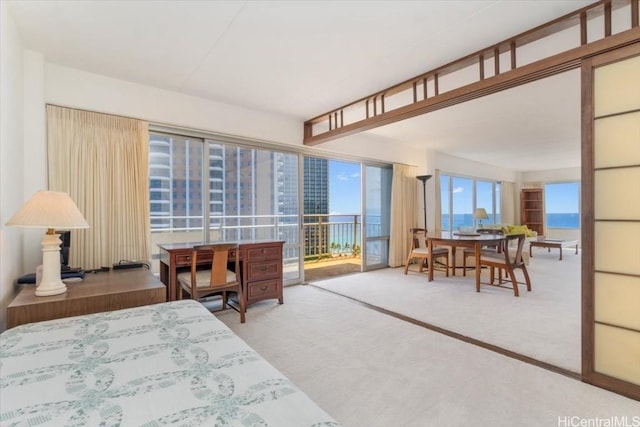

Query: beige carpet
312 248 582 372
217 284 639 427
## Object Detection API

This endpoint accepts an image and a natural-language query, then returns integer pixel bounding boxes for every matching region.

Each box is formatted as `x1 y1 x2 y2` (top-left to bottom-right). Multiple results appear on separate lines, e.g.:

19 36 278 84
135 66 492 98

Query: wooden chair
404 228 450 276
478 233 532 297
462 228 503 276
176 243 246 323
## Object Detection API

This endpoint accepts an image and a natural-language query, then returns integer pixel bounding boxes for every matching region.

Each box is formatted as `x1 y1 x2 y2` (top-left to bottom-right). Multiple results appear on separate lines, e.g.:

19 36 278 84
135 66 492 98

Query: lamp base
35 281 67 296
35 231 67 297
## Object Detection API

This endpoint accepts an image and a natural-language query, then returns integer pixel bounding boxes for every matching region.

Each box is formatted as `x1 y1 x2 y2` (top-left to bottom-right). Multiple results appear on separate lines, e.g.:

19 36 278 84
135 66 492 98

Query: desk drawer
247 260 281 281
175 253 212 266
247 279 279 301
246 246 281 262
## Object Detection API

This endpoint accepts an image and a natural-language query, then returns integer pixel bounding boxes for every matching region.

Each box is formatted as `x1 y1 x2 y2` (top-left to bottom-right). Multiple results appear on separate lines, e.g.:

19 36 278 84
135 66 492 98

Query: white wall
0 3 25 331
44 63 426 168
433 150 519 183
522 167 580 183
7 61 429 273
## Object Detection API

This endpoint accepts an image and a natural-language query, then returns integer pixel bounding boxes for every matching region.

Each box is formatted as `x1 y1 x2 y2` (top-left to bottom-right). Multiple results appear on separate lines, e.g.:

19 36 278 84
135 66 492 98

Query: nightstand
7 269 166 329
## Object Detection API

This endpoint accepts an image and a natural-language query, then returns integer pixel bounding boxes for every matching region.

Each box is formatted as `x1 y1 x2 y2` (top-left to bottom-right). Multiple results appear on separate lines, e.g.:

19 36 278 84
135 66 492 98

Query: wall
44 63 426 169
7 60 427 274
433 150 519 183
0 3 25 331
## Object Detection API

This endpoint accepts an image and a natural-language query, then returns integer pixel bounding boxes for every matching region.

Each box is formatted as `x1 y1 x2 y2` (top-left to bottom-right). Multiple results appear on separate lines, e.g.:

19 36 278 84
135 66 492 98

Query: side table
6 269 166 329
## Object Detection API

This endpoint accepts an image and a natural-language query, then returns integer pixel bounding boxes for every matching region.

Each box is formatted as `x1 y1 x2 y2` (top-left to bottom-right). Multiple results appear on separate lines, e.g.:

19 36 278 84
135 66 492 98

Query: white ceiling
7 0 592 171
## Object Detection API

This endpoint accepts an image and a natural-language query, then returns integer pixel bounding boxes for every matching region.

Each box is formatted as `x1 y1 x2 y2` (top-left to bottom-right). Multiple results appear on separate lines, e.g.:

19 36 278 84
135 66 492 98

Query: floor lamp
416 175 432 229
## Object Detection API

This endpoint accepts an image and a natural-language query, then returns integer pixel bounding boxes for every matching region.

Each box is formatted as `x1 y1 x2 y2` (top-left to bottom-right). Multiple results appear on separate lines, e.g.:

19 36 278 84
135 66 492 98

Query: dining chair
404 228 450 276
176 243 246 323
478 233 532 297
462 228 503 277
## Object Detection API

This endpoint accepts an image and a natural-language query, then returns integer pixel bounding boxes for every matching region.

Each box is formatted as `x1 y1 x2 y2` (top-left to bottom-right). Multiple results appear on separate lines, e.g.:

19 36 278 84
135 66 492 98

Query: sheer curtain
47 105 150 270
388 163 417 267
501 181 516 225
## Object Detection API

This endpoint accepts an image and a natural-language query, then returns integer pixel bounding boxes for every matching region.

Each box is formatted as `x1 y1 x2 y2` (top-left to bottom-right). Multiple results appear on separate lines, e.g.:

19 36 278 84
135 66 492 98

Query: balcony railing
149 213 367 264
303 214 362 261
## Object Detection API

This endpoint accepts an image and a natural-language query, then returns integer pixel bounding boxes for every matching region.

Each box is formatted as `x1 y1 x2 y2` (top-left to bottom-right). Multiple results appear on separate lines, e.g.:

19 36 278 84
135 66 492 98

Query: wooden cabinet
158 240 284 307
242 241 284 305
521 188 544 235
7 269 166 329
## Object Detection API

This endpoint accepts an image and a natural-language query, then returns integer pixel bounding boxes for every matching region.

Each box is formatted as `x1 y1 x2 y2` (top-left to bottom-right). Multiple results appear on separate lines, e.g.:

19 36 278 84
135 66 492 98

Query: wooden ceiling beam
304 27 640 146
304 0 638 146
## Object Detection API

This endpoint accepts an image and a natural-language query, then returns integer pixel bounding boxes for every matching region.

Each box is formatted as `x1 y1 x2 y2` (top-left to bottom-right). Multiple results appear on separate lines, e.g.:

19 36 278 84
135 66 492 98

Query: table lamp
6 191 89 296
473 208 489 229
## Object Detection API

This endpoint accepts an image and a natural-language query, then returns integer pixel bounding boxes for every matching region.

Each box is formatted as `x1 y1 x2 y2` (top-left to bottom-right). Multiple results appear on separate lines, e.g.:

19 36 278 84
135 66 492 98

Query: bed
0 300 341 426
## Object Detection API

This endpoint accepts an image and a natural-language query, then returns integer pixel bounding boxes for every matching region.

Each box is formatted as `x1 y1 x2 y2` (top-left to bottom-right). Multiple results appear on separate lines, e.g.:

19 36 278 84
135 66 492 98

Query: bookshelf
521 188 544 235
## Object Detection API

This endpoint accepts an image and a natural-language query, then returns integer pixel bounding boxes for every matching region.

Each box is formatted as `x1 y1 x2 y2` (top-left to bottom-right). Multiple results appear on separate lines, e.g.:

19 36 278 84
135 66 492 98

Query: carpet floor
217 283 639 427
313 248 582 372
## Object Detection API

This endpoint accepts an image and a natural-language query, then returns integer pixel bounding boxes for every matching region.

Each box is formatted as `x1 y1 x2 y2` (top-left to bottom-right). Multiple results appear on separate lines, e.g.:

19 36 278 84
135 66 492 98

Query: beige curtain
501 181 516 225
388 163 417 267
434 170 442 231
47 105 150 270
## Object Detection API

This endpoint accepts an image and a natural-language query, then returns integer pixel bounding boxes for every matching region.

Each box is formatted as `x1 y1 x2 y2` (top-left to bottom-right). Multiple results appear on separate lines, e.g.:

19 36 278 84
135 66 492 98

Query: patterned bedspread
0 300 340 427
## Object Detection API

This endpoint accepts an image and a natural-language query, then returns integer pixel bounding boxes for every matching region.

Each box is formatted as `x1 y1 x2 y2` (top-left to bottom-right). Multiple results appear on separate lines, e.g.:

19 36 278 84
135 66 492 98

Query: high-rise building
303 157 329 256
149 133 299 244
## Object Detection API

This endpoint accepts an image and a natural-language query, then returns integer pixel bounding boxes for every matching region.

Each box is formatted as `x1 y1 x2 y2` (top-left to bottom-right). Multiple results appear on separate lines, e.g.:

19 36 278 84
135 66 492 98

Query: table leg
559 246 563 260
575 244 578 254
451 246 457 276
428 240 434 282
475 242 481 292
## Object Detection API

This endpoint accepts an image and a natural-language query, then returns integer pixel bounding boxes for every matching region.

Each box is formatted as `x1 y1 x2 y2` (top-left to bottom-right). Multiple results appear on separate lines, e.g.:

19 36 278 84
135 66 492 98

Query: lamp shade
6 191 89 230
473 208 489 220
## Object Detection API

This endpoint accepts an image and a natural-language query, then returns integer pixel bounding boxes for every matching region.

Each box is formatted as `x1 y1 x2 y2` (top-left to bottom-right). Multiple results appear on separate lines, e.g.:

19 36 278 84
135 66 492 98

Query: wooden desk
427 232 505 292
7 269 166 329
158 240 284 306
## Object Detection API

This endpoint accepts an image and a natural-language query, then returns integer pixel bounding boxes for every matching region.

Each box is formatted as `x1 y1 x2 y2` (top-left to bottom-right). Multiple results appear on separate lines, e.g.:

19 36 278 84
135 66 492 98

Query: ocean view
441 213 579 230
320 212 579 250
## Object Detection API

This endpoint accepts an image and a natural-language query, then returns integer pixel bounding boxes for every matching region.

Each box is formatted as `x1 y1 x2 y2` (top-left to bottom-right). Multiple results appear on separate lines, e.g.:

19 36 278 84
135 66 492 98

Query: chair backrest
409 228 428 250
192 243 239 286
502 234 525 266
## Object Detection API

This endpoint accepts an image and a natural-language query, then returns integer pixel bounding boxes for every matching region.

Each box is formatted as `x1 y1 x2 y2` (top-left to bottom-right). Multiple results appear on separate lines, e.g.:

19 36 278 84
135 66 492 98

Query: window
440 174 501 231
544 182 580 229
149 131 301 280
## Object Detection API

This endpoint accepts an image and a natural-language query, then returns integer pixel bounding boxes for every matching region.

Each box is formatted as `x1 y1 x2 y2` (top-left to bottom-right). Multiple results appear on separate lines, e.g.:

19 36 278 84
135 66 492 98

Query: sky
328 160 361 215
545 182 580 213
326 165 579 217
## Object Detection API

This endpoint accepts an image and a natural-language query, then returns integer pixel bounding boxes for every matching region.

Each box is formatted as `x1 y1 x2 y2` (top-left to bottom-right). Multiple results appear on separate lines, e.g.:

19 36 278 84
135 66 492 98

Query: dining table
426 231 506 292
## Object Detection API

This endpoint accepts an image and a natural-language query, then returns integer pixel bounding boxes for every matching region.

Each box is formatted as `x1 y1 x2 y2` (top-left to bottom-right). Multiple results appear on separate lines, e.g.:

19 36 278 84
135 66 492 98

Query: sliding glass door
363 164 392 270
149 132 302 284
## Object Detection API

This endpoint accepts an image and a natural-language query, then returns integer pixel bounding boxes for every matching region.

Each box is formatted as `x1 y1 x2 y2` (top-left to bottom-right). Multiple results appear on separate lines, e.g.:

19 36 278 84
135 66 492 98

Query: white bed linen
0 300 340 427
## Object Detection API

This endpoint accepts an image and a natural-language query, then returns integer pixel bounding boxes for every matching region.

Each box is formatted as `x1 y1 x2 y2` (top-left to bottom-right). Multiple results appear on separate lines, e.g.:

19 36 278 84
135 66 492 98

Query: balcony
149 213 363 282
302 213 362 281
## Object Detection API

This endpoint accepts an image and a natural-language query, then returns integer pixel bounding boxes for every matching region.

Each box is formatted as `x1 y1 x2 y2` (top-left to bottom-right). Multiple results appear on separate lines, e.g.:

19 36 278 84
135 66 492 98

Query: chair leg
238 289 246 323
520 266 532 292
222 291 227 309
505 267 519 297
404 255 412 274
462 254 467 277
